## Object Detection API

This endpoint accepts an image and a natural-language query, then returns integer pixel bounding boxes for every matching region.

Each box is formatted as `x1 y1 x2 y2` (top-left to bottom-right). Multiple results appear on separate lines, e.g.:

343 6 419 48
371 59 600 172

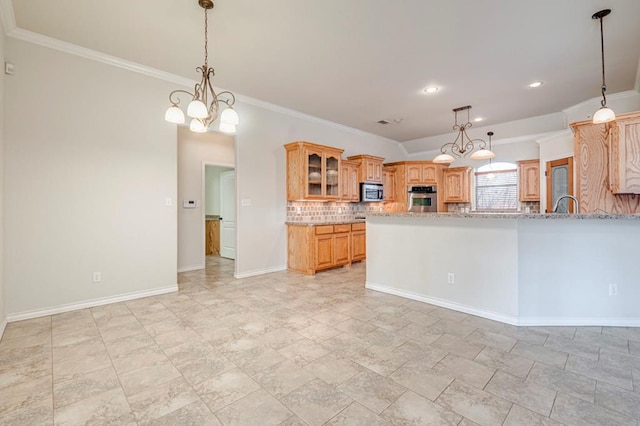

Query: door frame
201 161 236 262
545 156 574 213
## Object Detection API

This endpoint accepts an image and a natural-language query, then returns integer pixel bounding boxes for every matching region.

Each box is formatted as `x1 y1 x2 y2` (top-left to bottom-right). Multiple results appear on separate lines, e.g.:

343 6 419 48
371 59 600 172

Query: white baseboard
0 316 7 341
366 282 640 327
365 282 519 326
517 317 640 327
6 285 178 323
177 264 205 273
235 265 287 279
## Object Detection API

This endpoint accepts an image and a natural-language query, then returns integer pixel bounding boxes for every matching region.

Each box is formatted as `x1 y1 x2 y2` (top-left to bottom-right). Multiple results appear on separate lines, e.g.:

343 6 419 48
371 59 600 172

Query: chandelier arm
216 91 237 107
169 89 196 106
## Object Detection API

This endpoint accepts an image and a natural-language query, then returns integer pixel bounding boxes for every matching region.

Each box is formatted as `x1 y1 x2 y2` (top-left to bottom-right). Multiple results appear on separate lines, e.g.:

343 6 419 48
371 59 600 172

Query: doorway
204 164 235 260
546 157 574 213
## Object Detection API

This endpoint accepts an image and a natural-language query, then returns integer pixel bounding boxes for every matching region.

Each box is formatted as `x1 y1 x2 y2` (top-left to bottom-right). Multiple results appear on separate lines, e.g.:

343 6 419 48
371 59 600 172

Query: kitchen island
365 212 640 326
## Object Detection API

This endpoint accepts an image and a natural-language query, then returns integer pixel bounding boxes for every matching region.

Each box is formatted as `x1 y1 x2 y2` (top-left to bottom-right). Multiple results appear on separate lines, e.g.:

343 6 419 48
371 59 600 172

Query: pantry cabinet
287 222 365 275
285 141 343 201
442 167 471 203
608 113 640 194
517 159 540 201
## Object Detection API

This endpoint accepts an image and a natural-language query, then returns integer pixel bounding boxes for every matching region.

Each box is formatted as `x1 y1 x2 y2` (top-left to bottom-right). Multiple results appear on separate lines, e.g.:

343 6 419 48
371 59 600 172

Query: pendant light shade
164 106 185 124
592 9 615 124
470 148 496 160
433 153 455 164
190 118 207 133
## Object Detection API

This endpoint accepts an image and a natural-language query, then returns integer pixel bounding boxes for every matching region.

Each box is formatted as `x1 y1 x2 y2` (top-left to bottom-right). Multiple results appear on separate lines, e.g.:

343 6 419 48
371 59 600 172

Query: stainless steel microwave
360 183 384 202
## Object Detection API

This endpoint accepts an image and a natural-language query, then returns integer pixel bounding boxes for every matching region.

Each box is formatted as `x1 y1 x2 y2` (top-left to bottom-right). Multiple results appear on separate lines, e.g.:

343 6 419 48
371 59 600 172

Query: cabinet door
306 149 323 198
324 152 340 199
519 161 540 201
334 233 351 266
373 162 383 183
611 119 640 194
407 165 422 184
340 163 351 200
351 231 366 261
383 170 396 202
349 166 359 201
443 168 470 203
315 234 334 270
421 165 437 183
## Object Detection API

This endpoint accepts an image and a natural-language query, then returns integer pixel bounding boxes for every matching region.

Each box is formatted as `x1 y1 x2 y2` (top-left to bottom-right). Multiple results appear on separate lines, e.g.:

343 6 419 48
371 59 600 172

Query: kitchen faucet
552 195 580 214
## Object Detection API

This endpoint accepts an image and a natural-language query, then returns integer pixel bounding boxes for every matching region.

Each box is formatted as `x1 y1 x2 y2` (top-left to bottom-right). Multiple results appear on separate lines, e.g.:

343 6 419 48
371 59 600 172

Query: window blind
475 169 518 211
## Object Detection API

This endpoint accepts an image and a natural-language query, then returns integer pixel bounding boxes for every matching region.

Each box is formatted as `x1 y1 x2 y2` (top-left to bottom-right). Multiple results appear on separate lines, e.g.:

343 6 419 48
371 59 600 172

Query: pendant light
592 9 615 124
433 106 495 164
165 0 239 134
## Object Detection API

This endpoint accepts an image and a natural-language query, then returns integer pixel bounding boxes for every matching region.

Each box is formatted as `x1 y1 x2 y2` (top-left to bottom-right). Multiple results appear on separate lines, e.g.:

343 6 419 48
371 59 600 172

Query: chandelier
164 0 239 134
433 106 496 164
591 9 615 124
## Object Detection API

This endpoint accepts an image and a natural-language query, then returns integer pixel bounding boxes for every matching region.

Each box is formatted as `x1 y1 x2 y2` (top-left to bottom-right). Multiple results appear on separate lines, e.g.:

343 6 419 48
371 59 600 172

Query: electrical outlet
92 272 101 283
447 273 455 284
608 283 617 296
338 207 343 214
296 206 302 215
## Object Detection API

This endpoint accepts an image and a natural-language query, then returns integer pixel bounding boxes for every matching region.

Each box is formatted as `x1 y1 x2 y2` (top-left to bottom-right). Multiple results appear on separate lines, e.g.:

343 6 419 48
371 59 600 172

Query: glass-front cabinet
285 142 344 201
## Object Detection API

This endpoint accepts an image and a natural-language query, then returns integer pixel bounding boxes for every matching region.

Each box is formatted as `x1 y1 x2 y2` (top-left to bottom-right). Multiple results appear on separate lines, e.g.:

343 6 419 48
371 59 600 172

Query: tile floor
1 257 639 425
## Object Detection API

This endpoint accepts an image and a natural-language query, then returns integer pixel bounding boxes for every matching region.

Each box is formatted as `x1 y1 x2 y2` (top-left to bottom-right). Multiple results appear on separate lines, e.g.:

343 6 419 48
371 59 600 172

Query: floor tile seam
49 313 55 425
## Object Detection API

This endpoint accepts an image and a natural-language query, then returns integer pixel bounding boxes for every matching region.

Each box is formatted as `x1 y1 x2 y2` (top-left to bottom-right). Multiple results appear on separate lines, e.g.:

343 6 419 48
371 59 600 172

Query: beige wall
4 39 178 317
177 128 234 272
0 20 6 337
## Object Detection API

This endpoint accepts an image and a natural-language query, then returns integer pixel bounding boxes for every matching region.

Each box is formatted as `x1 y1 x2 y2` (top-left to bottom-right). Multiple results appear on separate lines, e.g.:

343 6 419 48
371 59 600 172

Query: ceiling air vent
377 119 391 125
377 118 403 125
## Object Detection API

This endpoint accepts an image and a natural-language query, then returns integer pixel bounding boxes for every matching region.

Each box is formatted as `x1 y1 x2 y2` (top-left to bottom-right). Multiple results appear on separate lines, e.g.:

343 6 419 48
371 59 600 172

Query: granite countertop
286 219 367 226
365 212 640 220
206 215 221 220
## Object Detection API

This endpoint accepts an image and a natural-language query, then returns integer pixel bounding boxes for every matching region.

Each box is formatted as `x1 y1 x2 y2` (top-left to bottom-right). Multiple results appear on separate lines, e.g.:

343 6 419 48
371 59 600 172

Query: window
475 162 518 211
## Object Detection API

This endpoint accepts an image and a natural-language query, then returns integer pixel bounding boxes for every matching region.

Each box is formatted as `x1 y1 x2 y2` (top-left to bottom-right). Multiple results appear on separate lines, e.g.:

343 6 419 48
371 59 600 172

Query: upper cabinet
407 163 437 184
517 159 540 201
347 155 384 183
442 167 471 203
609 114 640 194
340 160 360 202
285 141 343 201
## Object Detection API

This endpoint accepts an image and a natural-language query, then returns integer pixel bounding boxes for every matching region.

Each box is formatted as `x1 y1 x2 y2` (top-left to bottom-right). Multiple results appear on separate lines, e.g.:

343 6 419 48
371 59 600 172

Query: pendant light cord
599 16 607 107
204 8 209 67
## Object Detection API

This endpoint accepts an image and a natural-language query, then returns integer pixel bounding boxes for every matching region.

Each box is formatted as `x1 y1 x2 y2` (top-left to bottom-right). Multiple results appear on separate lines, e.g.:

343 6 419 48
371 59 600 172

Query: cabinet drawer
351 222 366 231
334 224 351 233
315 225 334 235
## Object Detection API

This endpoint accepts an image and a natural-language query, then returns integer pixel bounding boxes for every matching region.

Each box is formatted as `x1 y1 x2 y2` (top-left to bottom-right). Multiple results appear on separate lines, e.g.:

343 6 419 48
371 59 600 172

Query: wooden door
545 157 574 213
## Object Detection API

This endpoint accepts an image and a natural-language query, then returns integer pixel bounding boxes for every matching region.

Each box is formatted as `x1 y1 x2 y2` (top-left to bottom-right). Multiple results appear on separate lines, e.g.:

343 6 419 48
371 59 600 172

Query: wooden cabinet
287 222 365 275
285 141 343 201
571 112 640 214
347 155 384 183
442 167 471 203
382 166 396 202
205 219 220 255
407 163 437 184
609 114 640 194
351 222 366 262
340 160 360 202
517 159 540 201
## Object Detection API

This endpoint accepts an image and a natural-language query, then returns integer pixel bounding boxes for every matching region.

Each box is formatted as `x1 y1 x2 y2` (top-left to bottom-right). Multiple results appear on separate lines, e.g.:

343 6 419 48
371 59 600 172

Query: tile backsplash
447 201 540 213
287 201 384 223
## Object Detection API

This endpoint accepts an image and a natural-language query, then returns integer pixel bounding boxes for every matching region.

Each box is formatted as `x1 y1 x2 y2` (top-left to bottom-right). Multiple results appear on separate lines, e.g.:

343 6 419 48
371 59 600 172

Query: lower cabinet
205 219 220 255
287 222 365 275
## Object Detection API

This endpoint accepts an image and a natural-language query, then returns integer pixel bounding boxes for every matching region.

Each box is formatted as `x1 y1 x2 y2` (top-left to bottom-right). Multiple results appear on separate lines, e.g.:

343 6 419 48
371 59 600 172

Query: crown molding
0 0 16 34
5 26 401 148
561 89 639 114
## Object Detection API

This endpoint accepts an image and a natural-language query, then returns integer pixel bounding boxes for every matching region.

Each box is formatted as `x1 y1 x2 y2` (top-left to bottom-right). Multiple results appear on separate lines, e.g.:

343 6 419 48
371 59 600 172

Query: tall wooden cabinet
285 141 343 201
571 112 640 214
517 159 540 201
442 167 471 203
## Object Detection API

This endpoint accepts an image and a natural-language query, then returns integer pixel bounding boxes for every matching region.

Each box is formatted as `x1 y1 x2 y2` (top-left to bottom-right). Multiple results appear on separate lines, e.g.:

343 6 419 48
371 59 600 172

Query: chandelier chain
204 8 209 66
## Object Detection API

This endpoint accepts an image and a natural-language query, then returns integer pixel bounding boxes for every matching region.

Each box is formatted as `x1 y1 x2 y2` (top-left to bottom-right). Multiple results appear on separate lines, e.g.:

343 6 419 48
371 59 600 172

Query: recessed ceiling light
473 117 484 122
528 81 543 88
423 86 439 94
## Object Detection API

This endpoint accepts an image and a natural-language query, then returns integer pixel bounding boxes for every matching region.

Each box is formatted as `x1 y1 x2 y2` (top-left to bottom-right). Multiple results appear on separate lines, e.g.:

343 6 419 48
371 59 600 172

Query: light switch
165 197 172 206
241 199 251 207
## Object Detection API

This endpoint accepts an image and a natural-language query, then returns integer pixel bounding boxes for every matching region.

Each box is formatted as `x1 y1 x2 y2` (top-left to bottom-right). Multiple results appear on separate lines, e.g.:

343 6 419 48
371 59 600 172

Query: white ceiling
9 0 640 146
